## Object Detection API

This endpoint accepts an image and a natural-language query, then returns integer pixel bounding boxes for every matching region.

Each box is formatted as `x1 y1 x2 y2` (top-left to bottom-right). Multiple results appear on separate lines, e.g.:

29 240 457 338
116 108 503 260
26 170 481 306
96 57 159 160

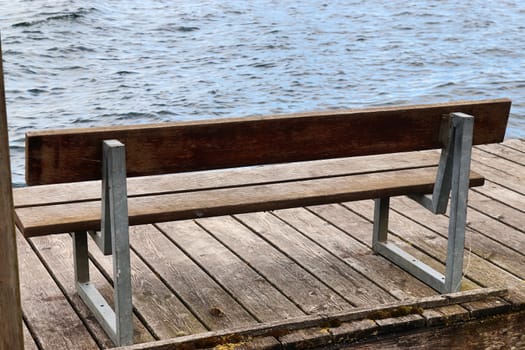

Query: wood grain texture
87 236 208 339
14 151 441 207
17 232 99 350
0 37 24 350
128 224 257 330
235 211 397 307
309 202 479 292
346 199 525 305
15 167 484 237
29 234 155 346
157 220 305 322
273 207 437 300
502 138 525 153
197 216 353 314
347 311 525 349
114 288 507 350
25 99 510 185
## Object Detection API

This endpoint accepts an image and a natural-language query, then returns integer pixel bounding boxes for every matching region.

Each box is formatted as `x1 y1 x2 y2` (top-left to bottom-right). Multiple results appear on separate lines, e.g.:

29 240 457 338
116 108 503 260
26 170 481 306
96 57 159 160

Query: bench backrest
25 99 511 185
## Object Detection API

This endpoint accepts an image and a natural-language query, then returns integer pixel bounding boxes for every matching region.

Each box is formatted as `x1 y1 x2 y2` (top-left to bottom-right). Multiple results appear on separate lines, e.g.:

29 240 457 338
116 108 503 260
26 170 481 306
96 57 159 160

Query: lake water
1 0 524 186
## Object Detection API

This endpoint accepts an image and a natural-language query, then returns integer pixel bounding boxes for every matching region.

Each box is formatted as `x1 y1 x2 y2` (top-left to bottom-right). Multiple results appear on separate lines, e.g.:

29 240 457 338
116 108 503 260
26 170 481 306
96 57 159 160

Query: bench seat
14 151 483 237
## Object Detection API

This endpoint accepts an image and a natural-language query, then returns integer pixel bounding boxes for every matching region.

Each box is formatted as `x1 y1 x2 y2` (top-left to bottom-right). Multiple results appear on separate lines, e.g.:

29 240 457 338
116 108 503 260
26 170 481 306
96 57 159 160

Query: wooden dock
17 139 525 349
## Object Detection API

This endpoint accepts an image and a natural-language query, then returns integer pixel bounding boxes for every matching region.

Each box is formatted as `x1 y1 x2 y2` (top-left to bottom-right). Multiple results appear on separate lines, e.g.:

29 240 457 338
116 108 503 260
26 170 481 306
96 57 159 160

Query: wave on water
12 8 95 28
1 0 525 185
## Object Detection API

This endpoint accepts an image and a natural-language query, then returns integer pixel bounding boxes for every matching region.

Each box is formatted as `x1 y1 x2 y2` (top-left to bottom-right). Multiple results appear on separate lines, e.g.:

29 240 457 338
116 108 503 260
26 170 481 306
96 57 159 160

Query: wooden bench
13 99 510 346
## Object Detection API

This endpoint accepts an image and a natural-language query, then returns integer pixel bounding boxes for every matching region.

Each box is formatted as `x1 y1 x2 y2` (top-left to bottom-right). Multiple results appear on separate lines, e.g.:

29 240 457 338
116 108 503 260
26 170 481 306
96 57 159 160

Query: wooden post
0 34 25 350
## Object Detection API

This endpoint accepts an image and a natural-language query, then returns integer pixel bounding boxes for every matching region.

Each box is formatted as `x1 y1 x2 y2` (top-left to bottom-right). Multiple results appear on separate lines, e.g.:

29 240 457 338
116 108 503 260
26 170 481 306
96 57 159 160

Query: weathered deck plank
87 237 208 339
503 138 525 152
272 207 436 300
17 139 525 349
197 216 352 314
236 211 398 306
17 232 100 350
22 322 39 350
156 220 305 322
29 234 154 346
128 225 257 330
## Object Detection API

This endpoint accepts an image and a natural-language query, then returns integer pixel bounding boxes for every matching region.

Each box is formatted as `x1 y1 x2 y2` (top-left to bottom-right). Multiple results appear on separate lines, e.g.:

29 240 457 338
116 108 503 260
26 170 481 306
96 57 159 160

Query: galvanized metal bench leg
73 140 133 346
373 112 474 294
443 113 474 292
372 197 446 290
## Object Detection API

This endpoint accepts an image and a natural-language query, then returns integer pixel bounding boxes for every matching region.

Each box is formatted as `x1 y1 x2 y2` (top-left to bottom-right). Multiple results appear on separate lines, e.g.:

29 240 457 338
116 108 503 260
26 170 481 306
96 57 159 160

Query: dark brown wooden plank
29 234 155 346
128 224 257 330
235 211 398 306
0 37 24 350
16 167 485 237
114 288 507 350
347 311 525 349
87 235 208 339
157 220 304 322
17 232 100 350
197 216 353 314
26 99 510 185
14 151 440 207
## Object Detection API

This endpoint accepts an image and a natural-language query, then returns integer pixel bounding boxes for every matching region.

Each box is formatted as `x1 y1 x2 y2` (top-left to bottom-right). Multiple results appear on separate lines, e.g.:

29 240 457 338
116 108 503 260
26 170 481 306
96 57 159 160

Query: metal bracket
373 112 474 293
73 140 133 346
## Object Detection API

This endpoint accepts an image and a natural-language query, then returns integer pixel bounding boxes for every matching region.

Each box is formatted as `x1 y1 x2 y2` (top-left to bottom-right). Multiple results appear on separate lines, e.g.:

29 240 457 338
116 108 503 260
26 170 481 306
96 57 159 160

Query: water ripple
1 0 524 186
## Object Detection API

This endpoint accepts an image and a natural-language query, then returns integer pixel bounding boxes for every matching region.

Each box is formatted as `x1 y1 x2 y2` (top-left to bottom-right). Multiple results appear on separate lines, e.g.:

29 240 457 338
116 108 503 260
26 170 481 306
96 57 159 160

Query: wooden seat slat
15 166 484 237
14 151 440 208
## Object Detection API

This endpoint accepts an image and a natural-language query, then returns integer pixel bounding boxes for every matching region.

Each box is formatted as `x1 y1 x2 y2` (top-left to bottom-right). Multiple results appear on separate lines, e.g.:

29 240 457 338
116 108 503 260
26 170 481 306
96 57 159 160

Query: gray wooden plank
22 322 39 350
476 143 525 166
343 200 525 305
157 220 305 322
272 207 436 300
502 138 525 153
29 234 155 346
471 147 525 190
471 160 524 195
197 216 352 314
17 232 100 350
87 236 208 339
475 181 525 212
274 207 475 322
469 190 525 230
235 211 398 306
390 197 525 280
128 224 257 330
309 202 479 291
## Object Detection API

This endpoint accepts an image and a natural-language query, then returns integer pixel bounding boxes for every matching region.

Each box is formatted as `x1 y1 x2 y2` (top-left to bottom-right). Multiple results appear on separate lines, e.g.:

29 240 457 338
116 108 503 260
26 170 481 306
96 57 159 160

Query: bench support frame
70 113 475 345
73 140 133 346
373 112 474 293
